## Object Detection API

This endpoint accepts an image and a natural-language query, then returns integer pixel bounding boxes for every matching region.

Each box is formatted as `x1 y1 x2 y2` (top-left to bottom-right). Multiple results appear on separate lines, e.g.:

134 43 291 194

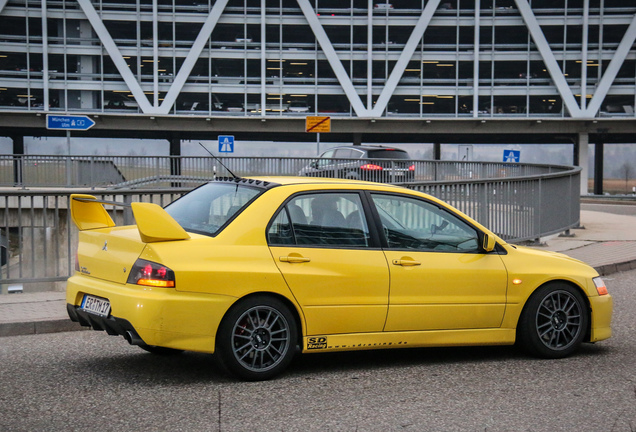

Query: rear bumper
66 274 237 352
67 303 145 345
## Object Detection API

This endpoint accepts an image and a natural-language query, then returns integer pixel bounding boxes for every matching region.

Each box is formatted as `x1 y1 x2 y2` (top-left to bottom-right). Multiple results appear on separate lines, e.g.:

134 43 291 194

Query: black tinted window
268 193 371 248
366 149 410 159
165 183 261 236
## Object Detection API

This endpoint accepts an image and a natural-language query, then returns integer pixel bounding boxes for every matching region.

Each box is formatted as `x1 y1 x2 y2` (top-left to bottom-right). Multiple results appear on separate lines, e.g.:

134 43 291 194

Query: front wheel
517 283 589 358
216 296 297 381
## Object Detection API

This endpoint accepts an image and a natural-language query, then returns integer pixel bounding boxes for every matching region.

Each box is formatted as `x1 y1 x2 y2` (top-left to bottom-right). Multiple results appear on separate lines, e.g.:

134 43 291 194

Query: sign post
306 116 330 155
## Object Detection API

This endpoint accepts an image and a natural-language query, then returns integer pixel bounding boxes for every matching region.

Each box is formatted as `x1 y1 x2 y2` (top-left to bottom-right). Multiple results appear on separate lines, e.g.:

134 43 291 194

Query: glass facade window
0 0 634 118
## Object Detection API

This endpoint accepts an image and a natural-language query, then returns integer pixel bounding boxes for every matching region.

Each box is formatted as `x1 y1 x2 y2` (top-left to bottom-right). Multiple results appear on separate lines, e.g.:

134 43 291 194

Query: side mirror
483 233 496 252
310 161 318 169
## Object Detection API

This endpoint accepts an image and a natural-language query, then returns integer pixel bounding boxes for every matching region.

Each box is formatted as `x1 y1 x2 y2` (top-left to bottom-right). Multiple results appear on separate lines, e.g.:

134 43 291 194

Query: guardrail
0 157 580 292
1 154 564 188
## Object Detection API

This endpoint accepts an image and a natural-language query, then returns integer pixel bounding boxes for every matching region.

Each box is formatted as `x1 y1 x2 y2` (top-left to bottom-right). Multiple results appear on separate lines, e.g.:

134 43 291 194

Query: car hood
501 243 599 290
510 244 587 265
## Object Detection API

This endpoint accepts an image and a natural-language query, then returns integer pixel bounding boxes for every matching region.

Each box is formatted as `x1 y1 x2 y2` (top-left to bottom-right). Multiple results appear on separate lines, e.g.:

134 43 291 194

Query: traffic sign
306 116 331 133
218 135 234 153
503 149 520 163
46 115 95 131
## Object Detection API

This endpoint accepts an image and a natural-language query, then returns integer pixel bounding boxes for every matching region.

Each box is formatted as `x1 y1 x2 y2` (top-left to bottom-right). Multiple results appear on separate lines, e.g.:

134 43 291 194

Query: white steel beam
157 0 229 114
260 0 266 117
152 0 159 109
473 1 480 118
580 0 589 110
78 0 229 114
367 0 373 110
41 0 49 111
77 0 154 113
296 0 368 116
514 0 583 117
584 13 636 117
370 0 441 117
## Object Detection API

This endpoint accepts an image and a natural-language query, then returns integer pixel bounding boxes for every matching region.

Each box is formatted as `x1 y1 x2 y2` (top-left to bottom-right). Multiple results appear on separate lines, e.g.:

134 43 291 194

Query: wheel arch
516 279 593 342
215 291 304 350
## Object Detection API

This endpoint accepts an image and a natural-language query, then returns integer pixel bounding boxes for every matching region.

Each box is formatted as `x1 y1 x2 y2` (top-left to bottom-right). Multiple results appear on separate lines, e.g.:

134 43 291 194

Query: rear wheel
216 296 297 381
517 283 588 358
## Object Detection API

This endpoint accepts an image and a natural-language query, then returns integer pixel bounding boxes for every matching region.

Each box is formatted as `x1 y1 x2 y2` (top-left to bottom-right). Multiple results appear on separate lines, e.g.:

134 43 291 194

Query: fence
0 156 580 292
0 154 563 188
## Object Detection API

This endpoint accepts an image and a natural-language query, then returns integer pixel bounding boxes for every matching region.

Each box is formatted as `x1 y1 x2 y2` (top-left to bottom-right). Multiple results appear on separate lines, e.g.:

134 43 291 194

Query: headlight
127 259 176 288
592 277 608 296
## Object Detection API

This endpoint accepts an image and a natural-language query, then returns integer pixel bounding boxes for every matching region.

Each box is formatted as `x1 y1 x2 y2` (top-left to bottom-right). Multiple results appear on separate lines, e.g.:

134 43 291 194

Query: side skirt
302 328 516 353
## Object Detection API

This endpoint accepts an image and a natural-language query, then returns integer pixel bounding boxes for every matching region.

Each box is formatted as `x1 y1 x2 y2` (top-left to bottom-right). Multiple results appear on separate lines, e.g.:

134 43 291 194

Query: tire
216 295 297 381
138 345 184 355
517 283 589 358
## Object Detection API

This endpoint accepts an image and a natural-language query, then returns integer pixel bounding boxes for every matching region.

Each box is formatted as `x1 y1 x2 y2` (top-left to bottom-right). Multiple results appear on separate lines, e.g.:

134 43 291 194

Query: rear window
165 182 263 236
366 149 410 159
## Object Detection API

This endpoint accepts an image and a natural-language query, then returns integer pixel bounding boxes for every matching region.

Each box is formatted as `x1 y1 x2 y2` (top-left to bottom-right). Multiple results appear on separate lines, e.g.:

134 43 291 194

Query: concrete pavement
1 204 635 338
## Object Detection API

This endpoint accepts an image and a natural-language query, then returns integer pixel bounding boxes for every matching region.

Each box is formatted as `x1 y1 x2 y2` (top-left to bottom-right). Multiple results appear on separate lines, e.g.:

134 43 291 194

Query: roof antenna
199 142 239 180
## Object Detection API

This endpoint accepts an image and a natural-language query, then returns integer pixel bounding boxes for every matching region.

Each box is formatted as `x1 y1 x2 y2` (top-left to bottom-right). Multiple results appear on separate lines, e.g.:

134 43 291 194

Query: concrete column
353 133 362 146
12 136 24 186
594 141 604 195
433 142 441 160
577 132 589 195
169 136 181 177
79 20 96 109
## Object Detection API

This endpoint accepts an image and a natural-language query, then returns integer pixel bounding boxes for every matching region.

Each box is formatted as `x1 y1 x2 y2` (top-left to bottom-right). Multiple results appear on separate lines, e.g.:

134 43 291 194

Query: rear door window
268 192 371 248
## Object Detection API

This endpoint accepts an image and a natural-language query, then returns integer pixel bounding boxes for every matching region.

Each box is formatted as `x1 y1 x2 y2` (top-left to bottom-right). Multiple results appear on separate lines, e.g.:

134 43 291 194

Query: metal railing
1 154 565 188
0 157 580 292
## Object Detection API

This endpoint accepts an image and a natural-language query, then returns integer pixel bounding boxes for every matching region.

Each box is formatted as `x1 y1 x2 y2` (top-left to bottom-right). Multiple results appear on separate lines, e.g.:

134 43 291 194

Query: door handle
392 259 421 266
280 255 311 263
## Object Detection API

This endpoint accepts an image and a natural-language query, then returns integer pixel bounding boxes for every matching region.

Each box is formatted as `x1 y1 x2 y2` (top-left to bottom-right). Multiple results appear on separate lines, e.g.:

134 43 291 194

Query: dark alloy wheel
217 296 297 381
518 283 589 358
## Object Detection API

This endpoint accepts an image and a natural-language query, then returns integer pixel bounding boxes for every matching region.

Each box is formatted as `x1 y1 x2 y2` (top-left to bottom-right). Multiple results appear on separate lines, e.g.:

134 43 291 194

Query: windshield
165 182 262 236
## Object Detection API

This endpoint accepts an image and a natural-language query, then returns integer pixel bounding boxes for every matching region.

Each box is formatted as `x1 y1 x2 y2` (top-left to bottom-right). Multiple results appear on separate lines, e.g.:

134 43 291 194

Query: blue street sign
46 115 95 131
218 135 234 153
503 149 521 163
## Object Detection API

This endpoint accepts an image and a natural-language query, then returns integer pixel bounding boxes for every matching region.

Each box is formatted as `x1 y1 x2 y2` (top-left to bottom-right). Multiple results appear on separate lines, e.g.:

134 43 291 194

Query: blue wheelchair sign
503 150 520 163
218 136 234 153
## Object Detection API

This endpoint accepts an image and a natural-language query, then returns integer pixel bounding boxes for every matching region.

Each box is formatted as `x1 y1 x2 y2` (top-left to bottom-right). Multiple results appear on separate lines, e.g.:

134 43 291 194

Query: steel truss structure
0 0 635 119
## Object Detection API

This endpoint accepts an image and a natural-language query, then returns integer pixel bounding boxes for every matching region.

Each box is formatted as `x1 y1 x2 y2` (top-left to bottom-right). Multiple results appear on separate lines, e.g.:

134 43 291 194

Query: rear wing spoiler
70 194 190 243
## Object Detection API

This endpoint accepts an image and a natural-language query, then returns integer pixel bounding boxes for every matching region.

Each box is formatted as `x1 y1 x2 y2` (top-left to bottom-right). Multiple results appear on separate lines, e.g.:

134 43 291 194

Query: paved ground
1 268 634 431
1 204 635 337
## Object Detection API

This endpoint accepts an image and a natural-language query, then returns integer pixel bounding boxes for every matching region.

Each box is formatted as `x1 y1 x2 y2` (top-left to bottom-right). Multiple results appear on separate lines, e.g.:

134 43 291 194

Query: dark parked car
299 145 415 182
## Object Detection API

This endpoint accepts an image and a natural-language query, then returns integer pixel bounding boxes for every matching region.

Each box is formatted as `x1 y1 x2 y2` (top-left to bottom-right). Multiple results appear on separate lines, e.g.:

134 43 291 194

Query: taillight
360 163 383 171
127 259 176 288
408 164 415 171
593 277 608 296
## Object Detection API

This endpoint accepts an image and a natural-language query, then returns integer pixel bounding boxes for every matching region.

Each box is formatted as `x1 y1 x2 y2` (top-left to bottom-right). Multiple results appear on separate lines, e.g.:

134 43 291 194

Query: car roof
241 175 405 189
329 145 409 152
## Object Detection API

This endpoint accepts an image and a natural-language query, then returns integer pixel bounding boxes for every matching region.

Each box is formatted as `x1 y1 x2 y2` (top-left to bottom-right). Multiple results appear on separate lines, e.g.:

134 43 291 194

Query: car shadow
75 341 610 384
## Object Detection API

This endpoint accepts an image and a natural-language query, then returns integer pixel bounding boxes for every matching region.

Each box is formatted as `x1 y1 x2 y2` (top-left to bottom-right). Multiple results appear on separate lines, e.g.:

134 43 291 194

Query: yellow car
66 177 612 380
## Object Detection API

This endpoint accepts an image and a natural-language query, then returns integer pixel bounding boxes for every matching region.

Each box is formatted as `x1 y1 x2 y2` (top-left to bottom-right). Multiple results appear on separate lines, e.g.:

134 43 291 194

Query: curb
0 319 86 338
595 259 636 277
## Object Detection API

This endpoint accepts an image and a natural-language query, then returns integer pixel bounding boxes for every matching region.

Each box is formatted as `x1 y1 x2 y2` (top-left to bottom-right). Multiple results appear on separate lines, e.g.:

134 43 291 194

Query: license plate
81 294 111 317
390 171 404 176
